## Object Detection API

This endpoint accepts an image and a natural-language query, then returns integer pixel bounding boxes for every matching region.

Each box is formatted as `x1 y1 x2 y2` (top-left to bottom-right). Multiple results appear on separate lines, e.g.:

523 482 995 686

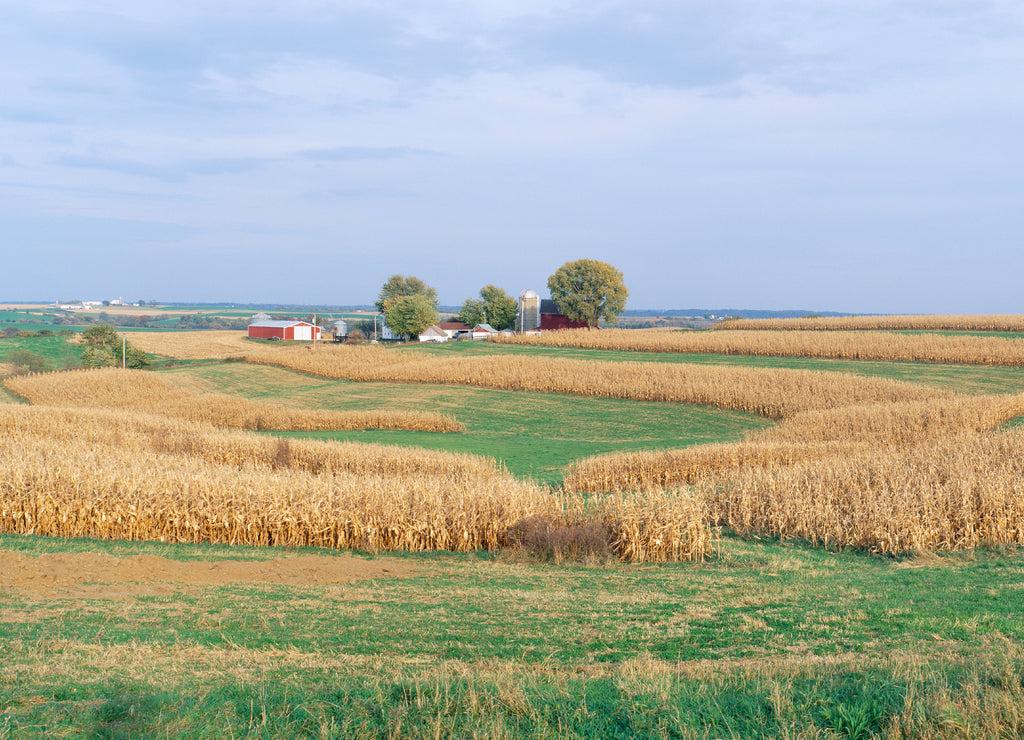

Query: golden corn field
562 392 1024 554
491 327 1024 366
0 404 715 562
3 367 463 432
563 394 1024 489
705 429 1024 554
4 321 1024 559
713 314 1024 332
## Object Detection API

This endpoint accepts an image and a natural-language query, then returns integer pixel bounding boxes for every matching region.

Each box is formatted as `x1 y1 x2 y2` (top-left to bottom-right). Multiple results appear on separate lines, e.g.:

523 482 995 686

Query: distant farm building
517 291 588 331
438 321 471 339
470 323 497 340
418 325 448 343
247 320 323 341
540 300 588 330
331 320 349 341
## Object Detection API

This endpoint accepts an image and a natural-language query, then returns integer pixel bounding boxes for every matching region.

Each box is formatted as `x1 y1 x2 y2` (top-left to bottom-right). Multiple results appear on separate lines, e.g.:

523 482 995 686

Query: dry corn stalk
491 327 1024 366
0 404 716 562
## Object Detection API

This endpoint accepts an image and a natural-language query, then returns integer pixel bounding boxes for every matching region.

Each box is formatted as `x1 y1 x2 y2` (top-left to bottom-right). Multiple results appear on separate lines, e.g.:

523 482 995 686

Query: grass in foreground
1 534 1022 738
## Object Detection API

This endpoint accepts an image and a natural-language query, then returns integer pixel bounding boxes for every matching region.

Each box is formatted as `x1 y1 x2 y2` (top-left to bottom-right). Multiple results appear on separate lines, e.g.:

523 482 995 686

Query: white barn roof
249 320 313 328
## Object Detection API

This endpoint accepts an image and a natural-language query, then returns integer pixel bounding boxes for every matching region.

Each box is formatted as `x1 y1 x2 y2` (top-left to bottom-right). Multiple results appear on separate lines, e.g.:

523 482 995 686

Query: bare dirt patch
0 549 424 597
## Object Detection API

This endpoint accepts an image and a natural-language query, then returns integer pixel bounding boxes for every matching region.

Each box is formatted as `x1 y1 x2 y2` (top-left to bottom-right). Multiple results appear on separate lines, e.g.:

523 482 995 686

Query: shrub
5 348 48 375
505 515 615 563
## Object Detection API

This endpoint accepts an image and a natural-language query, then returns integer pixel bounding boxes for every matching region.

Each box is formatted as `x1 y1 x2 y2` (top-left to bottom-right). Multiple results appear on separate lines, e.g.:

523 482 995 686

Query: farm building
517 291 588 331
247 320 323 341
540 299 588 331
470 324 497 340
438 321 471 339
331 320 349 341
418 325 448 343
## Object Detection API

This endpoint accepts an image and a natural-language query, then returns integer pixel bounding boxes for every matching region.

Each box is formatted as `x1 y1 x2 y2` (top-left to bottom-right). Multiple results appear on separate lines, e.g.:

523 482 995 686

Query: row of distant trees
375 259 628 339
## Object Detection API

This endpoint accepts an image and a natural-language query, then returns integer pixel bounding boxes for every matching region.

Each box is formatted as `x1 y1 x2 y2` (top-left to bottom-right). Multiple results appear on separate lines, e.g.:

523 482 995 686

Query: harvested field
491 327 1024 366
127 329 251 359
3 367 463 432
0 550 422 595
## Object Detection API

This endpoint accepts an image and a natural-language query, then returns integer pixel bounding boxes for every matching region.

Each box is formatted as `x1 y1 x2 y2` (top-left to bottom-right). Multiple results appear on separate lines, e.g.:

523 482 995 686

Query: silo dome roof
519 289 539 300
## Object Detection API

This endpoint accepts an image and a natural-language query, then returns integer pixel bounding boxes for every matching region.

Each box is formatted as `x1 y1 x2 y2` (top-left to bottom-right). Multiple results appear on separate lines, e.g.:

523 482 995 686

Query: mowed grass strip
161 363 771 485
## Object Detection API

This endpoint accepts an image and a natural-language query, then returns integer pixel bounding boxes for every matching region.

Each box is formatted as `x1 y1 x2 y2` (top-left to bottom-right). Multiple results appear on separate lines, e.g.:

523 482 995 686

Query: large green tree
376 275 440 340
547 259 628 328
375 275 439 314
383 294 439 339
80 324 150 368
457 285 517 330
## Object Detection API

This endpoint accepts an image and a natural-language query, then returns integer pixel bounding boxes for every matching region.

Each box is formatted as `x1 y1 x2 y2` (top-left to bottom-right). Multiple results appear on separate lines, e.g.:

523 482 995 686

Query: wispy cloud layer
2 0 1022 310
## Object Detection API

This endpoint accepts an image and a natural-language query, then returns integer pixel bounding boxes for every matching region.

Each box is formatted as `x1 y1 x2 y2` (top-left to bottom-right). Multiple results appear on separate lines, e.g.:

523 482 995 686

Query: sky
2 1 1022 313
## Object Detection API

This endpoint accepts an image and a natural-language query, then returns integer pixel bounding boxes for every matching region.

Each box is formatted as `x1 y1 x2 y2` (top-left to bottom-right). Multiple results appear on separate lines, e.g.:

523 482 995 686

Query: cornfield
0 404 716 562
563 394 1024 493
714 314 1024 332
705 429 1024 554
3 367 463 432
6 324 1024 559
490 327 1024 366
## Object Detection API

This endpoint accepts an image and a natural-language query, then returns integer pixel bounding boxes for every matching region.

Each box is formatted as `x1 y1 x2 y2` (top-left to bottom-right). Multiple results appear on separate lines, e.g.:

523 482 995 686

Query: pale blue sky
2 1 1022 312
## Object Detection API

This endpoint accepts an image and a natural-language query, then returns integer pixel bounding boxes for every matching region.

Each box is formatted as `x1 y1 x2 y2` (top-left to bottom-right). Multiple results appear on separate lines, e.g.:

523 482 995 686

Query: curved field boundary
563 393 1024 493
243 344 945 420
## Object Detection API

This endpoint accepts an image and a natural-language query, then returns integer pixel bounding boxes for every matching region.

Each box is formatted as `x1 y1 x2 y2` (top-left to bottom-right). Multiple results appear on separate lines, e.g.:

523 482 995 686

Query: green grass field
2 533 1022 738
0 334 84 373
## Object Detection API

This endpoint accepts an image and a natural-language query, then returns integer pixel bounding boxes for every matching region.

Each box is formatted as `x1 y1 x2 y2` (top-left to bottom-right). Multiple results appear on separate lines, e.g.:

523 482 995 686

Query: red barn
539 300 589 330
247 320 323 341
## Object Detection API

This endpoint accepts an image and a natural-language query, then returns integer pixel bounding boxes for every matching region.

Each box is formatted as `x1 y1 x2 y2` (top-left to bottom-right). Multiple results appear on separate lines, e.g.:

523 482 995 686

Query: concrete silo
518 289 541 332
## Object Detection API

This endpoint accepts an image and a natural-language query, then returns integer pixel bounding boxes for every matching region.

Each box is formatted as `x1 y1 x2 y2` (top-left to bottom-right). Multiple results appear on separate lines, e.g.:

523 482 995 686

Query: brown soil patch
0 549 423 597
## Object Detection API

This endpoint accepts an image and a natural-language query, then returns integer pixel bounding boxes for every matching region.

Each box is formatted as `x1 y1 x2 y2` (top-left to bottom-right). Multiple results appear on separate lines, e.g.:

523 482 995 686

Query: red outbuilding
539 300 589 330
247 320 323 341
